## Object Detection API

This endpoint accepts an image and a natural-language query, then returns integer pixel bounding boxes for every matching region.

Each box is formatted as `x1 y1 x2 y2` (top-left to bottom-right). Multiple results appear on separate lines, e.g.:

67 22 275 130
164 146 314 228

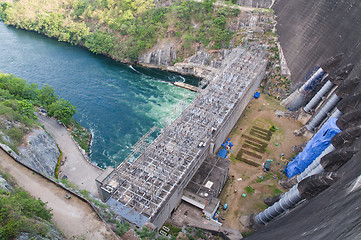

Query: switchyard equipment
96 44 268 228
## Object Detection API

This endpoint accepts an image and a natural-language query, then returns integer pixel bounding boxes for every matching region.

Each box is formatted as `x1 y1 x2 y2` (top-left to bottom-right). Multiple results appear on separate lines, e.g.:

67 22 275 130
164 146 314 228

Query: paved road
0 149 116 240
37 114 102 197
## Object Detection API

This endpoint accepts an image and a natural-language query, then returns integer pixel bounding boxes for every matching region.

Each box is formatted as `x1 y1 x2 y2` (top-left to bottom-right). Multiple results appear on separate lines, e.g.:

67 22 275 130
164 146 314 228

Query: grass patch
0 188 53 240
269 125 277 132
242 229 255 237
230 154 237 164
69 119 91 153
163 223 181 237
115 221 130 237
80 189 90 199
0 169 17 187
60 177 78 189
195 228 206 239
135 227 157 239
255 172 273 183
273 188 283 196
234 209 240 217
54 146 62 179
244 186 255 194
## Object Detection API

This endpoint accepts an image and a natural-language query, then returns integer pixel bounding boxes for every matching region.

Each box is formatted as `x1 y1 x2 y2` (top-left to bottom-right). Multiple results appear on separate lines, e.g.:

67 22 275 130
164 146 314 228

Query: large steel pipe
256 185 302 225
281 68 326 111
256 173 339 225
306 94 341 131
304 80 334 113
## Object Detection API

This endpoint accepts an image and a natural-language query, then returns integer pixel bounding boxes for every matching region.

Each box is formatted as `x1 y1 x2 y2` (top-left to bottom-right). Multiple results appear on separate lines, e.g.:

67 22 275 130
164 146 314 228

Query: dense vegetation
0 73 76 151
0 0 241 61
0 187 53 239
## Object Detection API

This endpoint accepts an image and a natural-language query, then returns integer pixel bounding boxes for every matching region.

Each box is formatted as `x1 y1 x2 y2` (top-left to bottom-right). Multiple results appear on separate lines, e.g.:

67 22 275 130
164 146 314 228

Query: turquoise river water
0 22 198 168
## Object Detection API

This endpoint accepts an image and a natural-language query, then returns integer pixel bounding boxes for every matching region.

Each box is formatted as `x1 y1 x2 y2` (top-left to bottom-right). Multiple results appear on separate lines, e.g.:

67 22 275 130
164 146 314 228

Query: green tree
48 99 76 125
38 84 58 107
18 100 36 119
203 0 216 12
0 2 10 19
3 99 19 111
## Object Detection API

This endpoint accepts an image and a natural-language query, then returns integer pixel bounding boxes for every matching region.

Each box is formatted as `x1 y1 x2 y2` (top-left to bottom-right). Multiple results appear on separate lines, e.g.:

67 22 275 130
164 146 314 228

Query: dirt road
37 114 102 197
0 149 116 240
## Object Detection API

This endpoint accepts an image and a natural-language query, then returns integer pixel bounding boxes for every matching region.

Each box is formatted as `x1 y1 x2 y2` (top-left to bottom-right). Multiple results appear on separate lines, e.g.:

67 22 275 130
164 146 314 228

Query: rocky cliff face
17 128 60 177
164 49 241 81
138 9 275 81
138 40 177 67
140 44 255 80
166 49 225 79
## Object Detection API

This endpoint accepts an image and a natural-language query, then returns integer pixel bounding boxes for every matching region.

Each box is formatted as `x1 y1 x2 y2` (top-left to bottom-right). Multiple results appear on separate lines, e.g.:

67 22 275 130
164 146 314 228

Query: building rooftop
102 45 267 225
185 155 230 200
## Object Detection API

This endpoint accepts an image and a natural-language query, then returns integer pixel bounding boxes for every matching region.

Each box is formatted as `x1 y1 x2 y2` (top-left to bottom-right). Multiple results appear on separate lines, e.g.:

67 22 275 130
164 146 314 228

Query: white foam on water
129 64 141 74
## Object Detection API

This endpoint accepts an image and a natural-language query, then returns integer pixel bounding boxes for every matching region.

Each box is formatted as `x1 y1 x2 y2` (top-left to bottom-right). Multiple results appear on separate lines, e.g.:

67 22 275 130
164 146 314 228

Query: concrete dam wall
273 0 361 87
245 1 361 239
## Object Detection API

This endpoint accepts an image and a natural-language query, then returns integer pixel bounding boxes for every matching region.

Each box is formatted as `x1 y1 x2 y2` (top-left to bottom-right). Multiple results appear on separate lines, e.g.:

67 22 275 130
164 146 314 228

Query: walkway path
193 0 272 12
0 149 116 240
37 114 102 197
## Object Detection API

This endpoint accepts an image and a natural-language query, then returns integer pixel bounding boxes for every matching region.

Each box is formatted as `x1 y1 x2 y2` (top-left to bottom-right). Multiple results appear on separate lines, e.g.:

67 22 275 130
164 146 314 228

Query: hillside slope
0 0 244 62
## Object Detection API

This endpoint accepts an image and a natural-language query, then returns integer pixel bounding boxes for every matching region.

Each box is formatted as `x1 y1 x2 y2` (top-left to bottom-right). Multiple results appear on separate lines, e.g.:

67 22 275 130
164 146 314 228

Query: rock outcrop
17 128 60 177
138 40 177 66
138 9 275 81
0 173 13 192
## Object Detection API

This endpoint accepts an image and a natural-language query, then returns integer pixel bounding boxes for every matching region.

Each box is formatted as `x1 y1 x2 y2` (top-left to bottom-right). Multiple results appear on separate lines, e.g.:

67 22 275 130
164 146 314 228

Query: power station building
96 45 268 228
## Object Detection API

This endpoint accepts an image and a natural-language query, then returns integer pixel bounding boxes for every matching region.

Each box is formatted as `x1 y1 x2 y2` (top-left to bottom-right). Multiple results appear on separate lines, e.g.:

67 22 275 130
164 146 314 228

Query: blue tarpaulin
254 92 260 98
285 117 341 178
217 148 228 158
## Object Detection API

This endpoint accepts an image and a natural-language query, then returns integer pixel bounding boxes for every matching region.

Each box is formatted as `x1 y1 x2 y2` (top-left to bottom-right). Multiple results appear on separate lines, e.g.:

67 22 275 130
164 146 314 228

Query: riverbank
67 119 92 154
37 114 103 197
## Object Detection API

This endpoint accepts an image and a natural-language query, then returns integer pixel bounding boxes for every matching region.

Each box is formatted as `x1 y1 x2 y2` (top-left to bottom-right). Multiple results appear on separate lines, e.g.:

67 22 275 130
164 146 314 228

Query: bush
47 99 76 126
0 188 53 239
115 221 130 237
6 127 24 143
245 186 255 194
